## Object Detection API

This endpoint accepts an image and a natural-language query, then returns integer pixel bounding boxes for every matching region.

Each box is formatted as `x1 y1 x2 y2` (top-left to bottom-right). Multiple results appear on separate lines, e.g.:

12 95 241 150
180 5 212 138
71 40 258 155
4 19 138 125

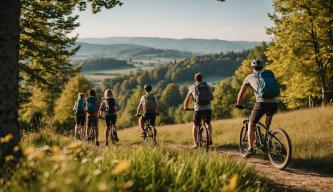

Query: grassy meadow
120 106 333 174
1 129 270 192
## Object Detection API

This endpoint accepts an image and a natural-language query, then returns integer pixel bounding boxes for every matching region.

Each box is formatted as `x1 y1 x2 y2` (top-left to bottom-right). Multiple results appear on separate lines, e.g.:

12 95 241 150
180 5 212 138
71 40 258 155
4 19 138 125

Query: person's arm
136 97 143 115
115 102 120 112
183 92 193 110
73 101 77 111
236 83 249 105
209 86 214 100
98 101 104 117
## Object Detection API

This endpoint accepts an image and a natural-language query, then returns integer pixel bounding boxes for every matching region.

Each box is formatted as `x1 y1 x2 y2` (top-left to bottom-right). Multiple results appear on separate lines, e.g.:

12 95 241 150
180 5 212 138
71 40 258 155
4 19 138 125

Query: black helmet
251 59 264 67
144 84 152 92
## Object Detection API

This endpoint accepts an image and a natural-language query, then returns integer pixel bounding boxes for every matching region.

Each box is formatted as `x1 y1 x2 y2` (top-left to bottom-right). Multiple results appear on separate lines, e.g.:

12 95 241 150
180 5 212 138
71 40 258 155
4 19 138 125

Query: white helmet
251 59 264 67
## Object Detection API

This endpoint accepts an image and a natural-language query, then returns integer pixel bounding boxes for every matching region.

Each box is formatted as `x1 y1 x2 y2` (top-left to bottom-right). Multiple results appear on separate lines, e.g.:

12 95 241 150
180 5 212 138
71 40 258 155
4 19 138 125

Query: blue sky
73 0 274 41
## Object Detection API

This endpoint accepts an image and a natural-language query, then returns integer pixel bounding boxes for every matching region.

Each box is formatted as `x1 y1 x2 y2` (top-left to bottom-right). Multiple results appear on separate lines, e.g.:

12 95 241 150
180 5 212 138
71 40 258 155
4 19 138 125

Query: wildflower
50 153 67 163
25 147 45 161
5 155 15 162
112 160 131 175
67 141 82 151
94 156 103 164
51 146 60 153
13 145 20 152
81 158 88 164
93 169 102 176
222 175 238 192
98 182 108 191
119 180 134 190
0 134 13 143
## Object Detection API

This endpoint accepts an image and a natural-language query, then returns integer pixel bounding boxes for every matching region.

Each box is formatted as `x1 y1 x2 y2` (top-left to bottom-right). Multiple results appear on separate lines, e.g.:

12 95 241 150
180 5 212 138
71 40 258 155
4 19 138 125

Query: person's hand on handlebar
235 104 244 109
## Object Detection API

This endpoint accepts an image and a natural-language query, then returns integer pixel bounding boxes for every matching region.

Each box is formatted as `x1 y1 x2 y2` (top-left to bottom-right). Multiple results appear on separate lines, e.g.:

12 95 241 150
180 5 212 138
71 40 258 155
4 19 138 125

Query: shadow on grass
289 153 333 176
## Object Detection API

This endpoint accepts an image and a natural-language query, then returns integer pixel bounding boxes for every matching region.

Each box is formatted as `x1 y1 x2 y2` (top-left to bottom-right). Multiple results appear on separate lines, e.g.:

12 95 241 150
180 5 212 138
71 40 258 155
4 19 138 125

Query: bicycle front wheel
197 127 210 152
268 128 292 170
239 125 248 155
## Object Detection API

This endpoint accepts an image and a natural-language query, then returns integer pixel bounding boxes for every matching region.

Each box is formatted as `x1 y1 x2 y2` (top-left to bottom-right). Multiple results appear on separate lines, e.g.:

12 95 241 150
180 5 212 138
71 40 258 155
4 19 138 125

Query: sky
73 0 274 41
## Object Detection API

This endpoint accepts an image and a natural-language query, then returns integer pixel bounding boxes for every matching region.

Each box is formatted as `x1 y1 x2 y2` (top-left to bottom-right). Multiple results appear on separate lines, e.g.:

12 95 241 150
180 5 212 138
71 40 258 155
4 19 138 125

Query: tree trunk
0 0 21 169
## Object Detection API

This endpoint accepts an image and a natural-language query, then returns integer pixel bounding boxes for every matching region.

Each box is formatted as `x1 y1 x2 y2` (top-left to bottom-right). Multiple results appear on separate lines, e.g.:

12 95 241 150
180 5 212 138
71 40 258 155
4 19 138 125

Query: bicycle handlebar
184 108 194 111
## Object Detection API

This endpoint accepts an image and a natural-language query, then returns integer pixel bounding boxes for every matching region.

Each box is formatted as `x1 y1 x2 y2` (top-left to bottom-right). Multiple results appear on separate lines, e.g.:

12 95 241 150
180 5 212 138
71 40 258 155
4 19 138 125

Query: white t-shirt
187 83 212 111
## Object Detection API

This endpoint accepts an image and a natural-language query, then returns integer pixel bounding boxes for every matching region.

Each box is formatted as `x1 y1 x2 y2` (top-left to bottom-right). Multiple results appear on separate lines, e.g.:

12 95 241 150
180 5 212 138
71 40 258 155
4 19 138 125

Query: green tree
53 76 92 130
267 0 333 108
160 83 182 107
212 79 236 119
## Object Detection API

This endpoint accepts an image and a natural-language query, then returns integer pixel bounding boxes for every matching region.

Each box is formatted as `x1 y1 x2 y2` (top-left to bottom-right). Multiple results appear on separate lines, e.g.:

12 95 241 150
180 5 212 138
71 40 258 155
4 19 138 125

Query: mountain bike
185 108 210 152
75 126 85 140
99 115 118 145
87 116 97 143
136 114 157 146
236 105 292 169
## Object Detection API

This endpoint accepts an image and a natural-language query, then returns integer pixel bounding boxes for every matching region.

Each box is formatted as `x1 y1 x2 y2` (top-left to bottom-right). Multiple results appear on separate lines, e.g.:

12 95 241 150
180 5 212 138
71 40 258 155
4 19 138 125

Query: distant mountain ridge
78 37 261 54
73 42 194 62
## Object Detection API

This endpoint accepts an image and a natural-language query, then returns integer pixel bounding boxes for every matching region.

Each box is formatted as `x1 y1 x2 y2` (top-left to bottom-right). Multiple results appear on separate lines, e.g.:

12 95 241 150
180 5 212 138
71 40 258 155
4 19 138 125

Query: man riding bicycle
135 84 160 141
236 59 279 158
184 73 214 149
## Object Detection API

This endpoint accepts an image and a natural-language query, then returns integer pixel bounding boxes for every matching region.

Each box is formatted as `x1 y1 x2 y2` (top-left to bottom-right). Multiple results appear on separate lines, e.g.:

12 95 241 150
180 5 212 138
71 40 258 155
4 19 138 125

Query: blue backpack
255 70 280 98
86 96 98 114
75 99 85 115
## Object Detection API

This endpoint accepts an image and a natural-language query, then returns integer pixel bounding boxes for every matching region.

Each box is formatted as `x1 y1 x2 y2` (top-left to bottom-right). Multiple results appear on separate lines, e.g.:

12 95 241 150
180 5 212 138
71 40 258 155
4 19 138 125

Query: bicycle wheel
239 125 248 154
201 127 210 152
143 125 154 146
268 128 292 169
110 128 116 144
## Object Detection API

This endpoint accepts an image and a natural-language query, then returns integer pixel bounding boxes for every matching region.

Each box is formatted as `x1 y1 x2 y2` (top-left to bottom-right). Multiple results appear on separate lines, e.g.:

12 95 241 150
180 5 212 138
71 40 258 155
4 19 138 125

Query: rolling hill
73 42 194 62
78 37 261 54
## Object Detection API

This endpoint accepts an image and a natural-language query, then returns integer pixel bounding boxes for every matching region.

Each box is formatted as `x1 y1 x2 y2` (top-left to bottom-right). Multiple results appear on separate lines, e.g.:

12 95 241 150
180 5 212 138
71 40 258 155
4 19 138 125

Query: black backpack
105 97 116 114
193 82 211 106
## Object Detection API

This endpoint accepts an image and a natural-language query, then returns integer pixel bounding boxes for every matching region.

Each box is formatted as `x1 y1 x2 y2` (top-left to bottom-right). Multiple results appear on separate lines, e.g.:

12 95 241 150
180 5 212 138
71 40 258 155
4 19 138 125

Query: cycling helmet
144 84 152 92
251 59 264 67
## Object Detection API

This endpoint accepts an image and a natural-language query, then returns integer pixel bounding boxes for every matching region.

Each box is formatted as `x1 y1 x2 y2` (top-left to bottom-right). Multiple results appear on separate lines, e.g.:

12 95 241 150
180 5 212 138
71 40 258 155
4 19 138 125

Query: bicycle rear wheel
197 127 210 152
268 128 292 169
239 125 248 154
143 125 154 146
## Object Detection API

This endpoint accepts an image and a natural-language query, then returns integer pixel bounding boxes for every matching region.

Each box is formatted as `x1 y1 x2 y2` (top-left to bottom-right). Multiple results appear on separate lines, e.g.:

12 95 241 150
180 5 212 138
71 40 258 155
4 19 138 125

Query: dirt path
163 143 333 192
96 141 333 192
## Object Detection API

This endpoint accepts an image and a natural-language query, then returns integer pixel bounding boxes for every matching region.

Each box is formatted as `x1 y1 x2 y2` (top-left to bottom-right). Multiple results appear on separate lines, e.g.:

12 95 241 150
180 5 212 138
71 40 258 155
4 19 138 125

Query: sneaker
209 138 213 145
96 141 100 146
242 148 256 158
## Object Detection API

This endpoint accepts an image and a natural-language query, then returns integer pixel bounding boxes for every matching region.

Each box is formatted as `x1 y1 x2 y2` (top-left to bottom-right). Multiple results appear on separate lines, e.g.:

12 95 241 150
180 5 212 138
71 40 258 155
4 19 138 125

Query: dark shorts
194 109 212 126
142 113 156 126
87 115 98 128
105 114 117 127
249 102 278 124
76 114 85 126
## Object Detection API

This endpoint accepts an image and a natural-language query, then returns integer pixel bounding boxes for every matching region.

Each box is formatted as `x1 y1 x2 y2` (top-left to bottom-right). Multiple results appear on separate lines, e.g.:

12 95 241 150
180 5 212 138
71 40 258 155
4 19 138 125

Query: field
2 106 332 192
120 106 333 174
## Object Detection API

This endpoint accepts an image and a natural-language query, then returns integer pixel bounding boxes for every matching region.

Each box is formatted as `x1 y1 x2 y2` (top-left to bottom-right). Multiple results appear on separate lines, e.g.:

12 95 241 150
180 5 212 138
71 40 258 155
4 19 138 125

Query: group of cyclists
73 59 280 159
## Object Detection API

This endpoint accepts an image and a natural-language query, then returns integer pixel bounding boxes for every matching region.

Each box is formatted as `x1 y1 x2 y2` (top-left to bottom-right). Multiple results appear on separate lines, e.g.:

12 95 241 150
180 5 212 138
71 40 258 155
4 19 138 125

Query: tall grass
120 106 333 173
1 129 270 192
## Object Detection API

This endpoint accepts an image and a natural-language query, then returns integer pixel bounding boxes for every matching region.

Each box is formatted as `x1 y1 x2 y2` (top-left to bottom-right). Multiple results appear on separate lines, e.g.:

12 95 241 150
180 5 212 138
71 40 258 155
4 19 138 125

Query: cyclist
183 73 214 149
236 59 279 158
73 93 86 138
85 89 100 146
135 84 160 141
98 89 120 146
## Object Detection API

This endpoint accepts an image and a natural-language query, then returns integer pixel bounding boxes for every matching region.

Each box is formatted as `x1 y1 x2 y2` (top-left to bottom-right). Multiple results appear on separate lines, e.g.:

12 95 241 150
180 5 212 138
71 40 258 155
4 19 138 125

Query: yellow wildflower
222 175 238 192
112 160 131 175
0 134 13 143
119 180 134 190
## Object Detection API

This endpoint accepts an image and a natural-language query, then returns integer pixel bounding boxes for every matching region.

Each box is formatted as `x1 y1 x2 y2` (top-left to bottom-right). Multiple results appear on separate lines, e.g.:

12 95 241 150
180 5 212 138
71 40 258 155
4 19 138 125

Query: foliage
2 129 268 192
266 0 333 108
53 76 92 131
160 84 182 107
78 58 133 72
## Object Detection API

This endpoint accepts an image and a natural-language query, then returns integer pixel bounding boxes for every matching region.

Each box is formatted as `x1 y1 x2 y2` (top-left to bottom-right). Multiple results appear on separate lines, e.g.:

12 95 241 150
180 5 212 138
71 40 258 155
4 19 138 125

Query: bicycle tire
203 127 210 152
143 125 154 146
110 128 116 144
239 125 248 154
268 128 292 170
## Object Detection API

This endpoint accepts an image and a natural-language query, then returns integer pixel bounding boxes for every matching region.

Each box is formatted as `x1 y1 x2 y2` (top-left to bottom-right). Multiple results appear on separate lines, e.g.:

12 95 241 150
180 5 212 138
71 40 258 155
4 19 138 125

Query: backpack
143 94 156 114
255 70 280 98
86 96 98 114
105 97 116 114
193 82 211 106
75 99 85 115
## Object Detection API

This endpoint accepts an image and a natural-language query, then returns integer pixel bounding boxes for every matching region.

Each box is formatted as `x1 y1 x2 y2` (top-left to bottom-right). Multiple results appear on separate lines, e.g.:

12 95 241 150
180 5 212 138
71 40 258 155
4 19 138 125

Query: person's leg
151 114 157 142
139 116 144 135
86 116 90 139
192 111 200 148
105 116 110 145
205 110 213 144
94 117 99 145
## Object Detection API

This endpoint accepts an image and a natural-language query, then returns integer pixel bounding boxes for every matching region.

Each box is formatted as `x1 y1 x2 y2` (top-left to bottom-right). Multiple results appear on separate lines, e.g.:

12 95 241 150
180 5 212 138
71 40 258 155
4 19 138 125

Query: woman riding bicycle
236 59 279 158
99 89 120 146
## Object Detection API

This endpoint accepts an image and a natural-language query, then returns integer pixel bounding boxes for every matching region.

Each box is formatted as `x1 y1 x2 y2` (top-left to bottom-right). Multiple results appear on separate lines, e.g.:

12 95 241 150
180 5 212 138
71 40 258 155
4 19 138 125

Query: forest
77 58 133 72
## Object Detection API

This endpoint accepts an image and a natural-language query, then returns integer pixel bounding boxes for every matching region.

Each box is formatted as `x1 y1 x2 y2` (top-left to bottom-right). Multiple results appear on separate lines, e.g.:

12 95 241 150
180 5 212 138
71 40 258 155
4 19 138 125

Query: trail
164 143 333 192
99 141 333 192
